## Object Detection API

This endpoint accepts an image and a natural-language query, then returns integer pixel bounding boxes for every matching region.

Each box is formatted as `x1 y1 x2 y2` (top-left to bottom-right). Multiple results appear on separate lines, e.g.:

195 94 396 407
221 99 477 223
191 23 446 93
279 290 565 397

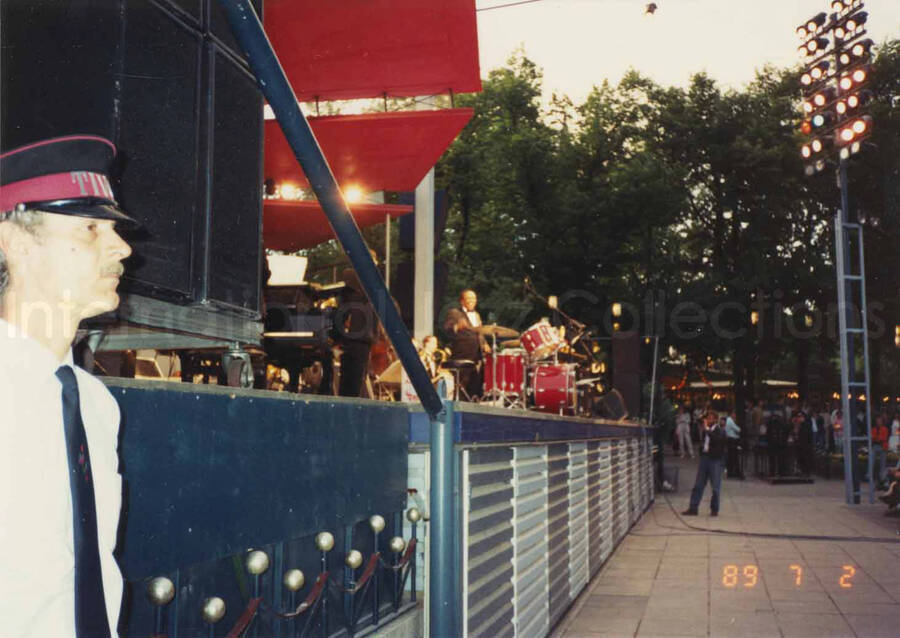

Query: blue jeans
689 456 724 513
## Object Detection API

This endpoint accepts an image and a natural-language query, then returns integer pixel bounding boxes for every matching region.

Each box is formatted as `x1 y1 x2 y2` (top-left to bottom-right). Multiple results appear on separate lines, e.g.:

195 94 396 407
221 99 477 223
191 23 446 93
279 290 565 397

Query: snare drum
484 349 526 395
520 321 564 360
531 363 576 413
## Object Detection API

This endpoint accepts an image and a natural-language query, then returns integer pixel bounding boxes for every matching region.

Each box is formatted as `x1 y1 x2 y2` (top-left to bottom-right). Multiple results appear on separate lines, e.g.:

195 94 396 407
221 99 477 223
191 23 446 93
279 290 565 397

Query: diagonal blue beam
216 5 461 634
215 0 444 420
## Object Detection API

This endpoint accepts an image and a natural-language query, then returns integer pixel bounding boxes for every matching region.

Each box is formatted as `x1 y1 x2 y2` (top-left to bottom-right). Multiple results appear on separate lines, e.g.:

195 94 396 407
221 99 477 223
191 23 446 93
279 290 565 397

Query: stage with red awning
263 0 481 102
264 200 413 251
262 0 480 250
265 109 474 193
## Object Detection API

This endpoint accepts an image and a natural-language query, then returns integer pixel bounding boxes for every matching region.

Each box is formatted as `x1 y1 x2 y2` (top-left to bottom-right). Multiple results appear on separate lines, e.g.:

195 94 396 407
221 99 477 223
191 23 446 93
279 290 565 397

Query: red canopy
264 200 413 251
265 109 473 193
264 0 481 101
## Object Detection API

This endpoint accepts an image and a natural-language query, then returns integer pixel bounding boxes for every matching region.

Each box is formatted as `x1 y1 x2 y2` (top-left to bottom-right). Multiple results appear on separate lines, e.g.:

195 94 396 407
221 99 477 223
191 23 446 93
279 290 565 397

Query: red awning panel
263 0 481 101
265 109 473 193
264 200 413 251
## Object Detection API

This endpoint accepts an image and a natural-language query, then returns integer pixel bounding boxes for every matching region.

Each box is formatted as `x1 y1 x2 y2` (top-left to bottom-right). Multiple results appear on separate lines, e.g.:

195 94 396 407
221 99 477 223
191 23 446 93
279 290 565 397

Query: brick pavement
553 454 900 637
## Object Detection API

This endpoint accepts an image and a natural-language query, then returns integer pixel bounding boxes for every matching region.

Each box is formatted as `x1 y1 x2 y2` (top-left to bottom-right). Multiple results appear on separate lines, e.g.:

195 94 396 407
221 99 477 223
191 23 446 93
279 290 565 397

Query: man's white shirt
0 318 123 636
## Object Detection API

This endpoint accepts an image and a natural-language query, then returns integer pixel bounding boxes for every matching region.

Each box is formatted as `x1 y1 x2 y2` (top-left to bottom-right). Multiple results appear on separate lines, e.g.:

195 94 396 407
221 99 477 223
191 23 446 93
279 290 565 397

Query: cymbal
474 324 519 338
501 339 521 348
374 359 403 385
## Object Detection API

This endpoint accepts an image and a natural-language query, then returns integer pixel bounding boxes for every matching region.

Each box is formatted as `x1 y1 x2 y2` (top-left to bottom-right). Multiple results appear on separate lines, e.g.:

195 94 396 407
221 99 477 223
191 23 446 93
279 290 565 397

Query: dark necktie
56 365 111 638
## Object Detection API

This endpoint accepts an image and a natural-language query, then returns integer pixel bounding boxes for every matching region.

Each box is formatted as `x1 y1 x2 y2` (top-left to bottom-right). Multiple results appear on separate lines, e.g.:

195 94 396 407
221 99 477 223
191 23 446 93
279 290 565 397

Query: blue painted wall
108 380 409 578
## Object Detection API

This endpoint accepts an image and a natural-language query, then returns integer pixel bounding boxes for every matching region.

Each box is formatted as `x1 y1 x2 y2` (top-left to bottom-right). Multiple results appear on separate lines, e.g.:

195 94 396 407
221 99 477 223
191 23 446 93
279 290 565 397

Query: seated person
878 463 900 511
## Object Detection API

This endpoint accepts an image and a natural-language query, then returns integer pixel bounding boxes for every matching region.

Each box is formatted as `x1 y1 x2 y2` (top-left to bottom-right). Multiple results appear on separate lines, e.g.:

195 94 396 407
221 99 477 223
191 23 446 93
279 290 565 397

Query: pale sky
475 0 900 103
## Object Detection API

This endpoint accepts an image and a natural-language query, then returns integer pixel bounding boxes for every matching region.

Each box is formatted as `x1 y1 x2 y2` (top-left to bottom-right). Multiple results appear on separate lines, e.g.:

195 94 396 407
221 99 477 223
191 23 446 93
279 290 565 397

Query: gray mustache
101 263 125 277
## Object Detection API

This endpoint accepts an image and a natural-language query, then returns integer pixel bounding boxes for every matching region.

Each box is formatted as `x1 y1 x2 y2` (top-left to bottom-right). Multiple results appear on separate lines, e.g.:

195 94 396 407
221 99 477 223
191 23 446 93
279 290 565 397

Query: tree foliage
435 44 900 403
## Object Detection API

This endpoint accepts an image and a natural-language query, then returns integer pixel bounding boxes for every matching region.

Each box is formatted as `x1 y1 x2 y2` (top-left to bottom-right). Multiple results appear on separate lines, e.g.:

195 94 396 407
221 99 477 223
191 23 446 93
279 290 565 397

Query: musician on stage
335 249 381 398
419 334 455 393
443 289 490 400
419 335 441 379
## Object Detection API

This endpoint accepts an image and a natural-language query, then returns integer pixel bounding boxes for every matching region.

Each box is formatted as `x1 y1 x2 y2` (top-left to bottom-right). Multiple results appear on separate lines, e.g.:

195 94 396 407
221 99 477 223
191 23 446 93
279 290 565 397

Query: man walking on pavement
683 412 727 517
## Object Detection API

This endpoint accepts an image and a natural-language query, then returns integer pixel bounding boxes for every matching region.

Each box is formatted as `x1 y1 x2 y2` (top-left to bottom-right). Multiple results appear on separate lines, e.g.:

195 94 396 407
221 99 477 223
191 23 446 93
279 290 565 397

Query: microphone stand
523 278 587 338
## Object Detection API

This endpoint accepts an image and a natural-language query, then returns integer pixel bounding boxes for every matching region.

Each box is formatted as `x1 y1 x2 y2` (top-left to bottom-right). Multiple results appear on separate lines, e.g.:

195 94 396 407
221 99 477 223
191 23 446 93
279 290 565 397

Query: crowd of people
671 396 900 514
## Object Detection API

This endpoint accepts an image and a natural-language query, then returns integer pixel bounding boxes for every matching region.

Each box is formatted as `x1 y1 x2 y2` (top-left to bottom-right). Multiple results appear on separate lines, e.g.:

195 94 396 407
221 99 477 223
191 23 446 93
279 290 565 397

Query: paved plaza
554 455 900 637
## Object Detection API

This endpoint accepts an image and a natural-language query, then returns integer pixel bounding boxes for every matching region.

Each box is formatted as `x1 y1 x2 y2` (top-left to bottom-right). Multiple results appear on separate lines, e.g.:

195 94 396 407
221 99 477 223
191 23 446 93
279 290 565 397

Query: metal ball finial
345 549 363 569
406 508 422 523
245 550 271 575
283 569 305 592
369 514 385 533
389 536 406 554
201 597 226 624
146 577 175 606
315 531 334 552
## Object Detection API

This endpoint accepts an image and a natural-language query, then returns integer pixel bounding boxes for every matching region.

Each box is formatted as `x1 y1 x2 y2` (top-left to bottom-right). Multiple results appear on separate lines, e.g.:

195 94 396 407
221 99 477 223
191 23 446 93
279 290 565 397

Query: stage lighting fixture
805 37 829 55
279 182 302 200
837 91 871 114
811 62 829 79
845 11 867 31
812 87 835 107
801 138 826 158
811 112 833 129
343 185 364 203
850 38 873 58
836 116 872 145
806 12 828 32
839 67 868 91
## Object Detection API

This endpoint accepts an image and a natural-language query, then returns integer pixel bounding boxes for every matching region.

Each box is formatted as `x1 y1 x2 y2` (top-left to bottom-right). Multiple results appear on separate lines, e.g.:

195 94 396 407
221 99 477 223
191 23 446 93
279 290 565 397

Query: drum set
478 320 598 415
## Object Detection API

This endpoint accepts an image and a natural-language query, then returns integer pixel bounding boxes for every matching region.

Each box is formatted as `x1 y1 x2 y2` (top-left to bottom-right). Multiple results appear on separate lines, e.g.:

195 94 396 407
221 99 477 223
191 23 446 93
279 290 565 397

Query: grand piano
261 254 347 393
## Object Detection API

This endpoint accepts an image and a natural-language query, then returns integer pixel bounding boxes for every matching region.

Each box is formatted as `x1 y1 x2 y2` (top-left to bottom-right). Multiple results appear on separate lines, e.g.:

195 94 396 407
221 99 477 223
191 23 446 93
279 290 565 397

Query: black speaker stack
612 330 641 418
1 0 264 344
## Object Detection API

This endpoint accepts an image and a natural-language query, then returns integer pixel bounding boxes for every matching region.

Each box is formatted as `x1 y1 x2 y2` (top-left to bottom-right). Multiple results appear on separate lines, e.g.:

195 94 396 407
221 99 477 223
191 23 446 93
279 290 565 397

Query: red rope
225 597 262 638
348 553 380 593
270 571 330 619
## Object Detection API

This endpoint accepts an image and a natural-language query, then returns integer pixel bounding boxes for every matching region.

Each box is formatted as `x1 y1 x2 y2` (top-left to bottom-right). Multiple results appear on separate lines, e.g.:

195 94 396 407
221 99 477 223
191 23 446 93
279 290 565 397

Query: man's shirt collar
0 317 73 379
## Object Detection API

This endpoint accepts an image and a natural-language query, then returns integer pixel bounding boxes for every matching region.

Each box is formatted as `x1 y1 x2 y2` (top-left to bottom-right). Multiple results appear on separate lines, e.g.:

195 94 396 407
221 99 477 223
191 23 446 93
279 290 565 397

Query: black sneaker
710 511 718 517
681 509 698 516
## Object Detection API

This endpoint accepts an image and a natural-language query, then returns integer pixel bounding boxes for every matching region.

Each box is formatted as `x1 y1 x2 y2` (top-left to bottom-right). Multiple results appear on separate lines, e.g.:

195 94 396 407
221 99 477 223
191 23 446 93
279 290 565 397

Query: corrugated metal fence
451 433 653 637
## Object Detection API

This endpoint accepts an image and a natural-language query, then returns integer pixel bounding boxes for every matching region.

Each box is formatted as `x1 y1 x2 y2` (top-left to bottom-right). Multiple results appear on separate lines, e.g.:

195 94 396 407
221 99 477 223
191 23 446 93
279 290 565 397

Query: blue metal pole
320 550 328 638
429 399 460 636
372 529 380 625
409 521 417 604
215 0 444 419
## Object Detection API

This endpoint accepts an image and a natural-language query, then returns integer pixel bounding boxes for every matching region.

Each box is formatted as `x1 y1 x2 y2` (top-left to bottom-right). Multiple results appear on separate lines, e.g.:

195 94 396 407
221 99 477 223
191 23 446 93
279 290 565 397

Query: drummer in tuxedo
443 289 490 400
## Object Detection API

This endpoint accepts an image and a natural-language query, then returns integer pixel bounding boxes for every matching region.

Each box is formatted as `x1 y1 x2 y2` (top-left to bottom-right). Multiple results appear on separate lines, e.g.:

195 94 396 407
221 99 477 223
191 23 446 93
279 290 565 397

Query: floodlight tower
796 0 875 505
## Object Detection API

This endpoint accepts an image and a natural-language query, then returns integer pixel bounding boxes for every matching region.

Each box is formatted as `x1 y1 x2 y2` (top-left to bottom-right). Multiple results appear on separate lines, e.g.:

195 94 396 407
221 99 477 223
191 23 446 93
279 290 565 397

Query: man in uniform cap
0 135 134 636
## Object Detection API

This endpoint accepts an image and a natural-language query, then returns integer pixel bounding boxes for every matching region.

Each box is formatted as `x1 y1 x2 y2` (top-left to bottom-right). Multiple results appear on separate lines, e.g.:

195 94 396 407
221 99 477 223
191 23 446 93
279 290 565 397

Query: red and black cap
0 134 137 226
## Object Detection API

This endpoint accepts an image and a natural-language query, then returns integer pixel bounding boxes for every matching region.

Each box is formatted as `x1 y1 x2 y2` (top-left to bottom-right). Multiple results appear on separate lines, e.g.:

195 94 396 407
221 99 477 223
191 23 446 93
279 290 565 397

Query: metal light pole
796 0 875 504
